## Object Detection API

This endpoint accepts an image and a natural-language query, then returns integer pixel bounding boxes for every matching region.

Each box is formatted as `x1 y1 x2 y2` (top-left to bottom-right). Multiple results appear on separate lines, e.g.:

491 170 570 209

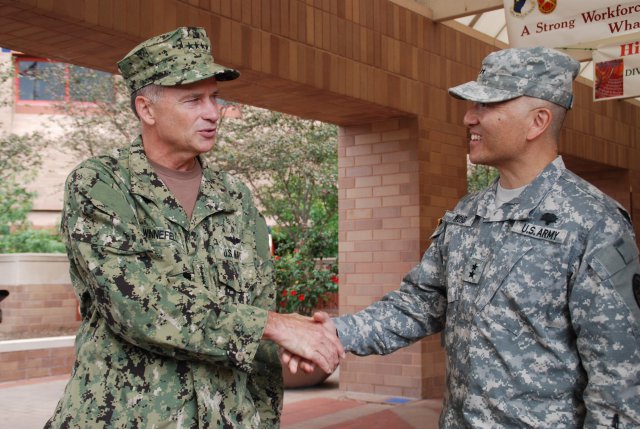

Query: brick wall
0 282 79 340
0 254 79 340
0 344 74 383
0 254 77 382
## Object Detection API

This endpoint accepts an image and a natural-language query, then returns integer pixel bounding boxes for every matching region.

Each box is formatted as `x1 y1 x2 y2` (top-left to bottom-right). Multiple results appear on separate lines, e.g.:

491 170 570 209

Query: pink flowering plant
274 248 338 316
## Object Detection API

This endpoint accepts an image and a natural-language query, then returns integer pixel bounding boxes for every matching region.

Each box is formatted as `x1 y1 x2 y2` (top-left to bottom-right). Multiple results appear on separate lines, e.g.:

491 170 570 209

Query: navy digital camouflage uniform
335 157 640 428
45 138 282 428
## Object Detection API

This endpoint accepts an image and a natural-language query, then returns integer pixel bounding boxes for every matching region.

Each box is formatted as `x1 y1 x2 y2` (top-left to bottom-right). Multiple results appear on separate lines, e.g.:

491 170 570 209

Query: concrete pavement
0 370 442 428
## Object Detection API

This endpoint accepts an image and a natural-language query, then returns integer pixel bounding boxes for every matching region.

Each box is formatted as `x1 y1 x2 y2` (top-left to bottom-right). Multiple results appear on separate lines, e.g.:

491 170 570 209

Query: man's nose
203 98 220 121
463 105 479 127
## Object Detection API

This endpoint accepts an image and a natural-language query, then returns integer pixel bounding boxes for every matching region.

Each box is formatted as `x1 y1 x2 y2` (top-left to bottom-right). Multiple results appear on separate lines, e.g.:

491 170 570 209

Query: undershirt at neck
148 158 203 219
494 182 526 208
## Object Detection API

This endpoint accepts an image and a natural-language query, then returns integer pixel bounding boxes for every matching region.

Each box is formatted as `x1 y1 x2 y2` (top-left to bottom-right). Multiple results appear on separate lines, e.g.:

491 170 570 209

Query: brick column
337 110 468 399
339 117 435 398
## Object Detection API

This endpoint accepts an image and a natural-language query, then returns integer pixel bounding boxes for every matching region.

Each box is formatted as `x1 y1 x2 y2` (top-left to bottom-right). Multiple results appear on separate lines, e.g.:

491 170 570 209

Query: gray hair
545 100 567 138
130 84 164 119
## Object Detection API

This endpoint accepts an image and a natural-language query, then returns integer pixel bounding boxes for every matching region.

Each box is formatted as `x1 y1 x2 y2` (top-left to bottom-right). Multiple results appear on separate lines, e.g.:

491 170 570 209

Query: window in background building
15 57 114 104
68 64 114 102
18 60 65 101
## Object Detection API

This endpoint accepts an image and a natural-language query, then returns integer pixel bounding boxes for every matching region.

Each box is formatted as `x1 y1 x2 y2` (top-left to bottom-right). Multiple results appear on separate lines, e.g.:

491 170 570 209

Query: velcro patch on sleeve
591 237 640 325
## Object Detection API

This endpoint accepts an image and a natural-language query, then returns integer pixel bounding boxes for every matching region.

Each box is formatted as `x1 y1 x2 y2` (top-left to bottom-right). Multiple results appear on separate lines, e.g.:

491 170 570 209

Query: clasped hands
263 311 343 375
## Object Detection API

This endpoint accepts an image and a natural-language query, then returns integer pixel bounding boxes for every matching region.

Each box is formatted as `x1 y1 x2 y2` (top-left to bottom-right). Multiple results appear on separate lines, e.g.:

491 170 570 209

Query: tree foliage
210 105 338 257
0 60 63 252
211 105 339 313
48 68 138 157
0 60 42 233
467 162 499 193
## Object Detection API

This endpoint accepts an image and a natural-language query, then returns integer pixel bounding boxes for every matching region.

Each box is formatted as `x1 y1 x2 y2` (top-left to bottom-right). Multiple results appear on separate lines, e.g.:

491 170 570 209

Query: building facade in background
0 48 115 228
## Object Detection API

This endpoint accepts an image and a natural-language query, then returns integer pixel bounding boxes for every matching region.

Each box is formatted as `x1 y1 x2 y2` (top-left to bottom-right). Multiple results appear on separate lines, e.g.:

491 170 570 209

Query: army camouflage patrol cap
117 26 239 93
448 47 579 109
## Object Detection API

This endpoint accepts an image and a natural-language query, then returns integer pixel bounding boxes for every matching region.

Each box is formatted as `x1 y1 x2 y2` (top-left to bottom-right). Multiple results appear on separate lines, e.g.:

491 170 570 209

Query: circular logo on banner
537 0 557 14
510 0 535 18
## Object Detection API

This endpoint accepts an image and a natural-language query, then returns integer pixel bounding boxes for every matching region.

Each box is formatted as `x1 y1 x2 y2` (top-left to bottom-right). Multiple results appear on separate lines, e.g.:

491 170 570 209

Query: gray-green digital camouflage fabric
45 138 282 428
117 26 239 94
448 47 579 109
334 157 640 428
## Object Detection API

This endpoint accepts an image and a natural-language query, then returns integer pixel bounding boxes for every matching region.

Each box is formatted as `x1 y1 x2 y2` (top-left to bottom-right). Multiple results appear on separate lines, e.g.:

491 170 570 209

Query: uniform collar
476 156 565 221
193 160 239 227
128 137 236 229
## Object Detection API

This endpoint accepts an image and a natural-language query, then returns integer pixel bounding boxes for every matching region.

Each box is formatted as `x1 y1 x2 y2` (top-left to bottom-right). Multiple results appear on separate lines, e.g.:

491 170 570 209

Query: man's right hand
262 311 344 374
278 311 342 374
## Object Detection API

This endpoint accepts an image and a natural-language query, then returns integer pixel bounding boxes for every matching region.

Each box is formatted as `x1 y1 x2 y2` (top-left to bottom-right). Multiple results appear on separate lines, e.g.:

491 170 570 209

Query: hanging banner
592 39 640 100
504 1 640 60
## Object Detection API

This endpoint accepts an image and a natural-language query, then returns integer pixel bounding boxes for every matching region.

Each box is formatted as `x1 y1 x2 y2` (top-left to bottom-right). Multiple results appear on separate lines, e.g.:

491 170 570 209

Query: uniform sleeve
569 218 640 428
245 209 283 427
62 165 268 372
334 226 448 355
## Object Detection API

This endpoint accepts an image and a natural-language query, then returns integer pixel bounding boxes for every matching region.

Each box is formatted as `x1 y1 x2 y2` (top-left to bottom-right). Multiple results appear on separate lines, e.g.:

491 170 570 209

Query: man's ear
135 96 155 125
526 106 553 141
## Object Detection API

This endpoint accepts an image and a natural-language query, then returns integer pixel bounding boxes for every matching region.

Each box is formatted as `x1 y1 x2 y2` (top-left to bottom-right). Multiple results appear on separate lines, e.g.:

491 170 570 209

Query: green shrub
0 228 65 253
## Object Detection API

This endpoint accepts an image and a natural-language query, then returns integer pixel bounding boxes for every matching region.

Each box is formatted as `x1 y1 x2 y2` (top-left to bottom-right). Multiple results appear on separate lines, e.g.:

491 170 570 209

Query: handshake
263 311 344 375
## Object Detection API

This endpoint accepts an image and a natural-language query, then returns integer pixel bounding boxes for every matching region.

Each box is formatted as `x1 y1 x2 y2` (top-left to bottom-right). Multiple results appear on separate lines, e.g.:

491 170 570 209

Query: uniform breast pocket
482 244 569 339
214 248 258 304
148 241 194 281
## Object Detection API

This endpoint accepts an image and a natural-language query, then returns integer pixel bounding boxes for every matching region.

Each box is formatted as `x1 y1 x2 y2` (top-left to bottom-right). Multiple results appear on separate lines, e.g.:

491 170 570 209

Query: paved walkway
0 371 441 428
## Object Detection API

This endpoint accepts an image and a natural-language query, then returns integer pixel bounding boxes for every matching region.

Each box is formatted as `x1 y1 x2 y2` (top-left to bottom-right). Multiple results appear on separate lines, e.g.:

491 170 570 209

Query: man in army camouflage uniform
287 47 640 427
45 27 343 429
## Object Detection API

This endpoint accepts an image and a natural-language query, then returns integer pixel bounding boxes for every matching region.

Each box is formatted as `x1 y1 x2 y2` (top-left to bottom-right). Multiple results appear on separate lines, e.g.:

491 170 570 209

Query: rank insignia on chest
463 257 487 284
511 221 567 244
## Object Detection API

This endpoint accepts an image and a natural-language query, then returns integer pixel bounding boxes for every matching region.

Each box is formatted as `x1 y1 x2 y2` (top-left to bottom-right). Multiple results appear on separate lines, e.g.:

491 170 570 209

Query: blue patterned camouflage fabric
334 157 640 428
45 138 282 428
117 26 239 93
448 47 579 109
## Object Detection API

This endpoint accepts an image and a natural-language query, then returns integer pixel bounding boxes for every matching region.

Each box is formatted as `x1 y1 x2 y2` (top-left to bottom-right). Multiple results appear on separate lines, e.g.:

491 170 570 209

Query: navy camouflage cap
117 26 239 93
448 47 580 109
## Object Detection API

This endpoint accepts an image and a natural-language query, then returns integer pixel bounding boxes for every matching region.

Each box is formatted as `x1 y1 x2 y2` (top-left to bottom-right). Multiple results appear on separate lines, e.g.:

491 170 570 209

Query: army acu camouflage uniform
335 157 640 428
44 138 282 428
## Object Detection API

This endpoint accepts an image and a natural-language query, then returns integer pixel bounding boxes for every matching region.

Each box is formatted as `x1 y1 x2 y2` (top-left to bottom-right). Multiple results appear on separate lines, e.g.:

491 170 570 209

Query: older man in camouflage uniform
45 27 343 429
293 47 640 427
